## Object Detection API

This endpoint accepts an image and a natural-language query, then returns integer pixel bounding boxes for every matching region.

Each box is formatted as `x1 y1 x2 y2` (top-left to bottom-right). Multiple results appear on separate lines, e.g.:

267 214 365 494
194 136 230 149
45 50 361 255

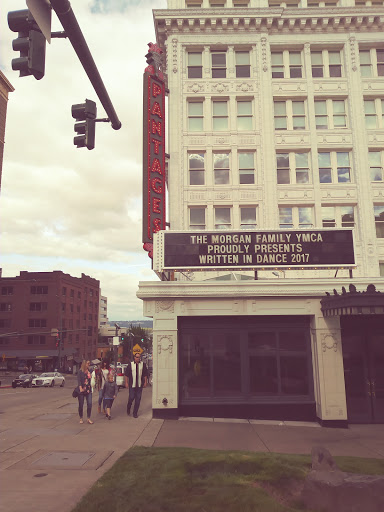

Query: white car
32 372 65 387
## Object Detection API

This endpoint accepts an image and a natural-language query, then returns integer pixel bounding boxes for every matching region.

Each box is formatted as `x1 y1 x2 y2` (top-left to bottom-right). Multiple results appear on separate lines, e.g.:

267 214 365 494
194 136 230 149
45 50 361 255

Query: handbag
72 386 80 398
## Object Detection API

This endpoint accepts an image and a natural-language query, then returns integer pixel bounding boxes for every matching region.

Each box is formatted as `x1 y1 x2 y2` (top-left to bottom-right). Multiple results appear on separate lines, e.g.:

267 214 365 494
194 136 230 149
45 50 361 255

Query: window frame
374 205 384 238
213 153 230 185
235 51 251 78
321 205 355 228
189 207 206 230
188 152 205 186
274 99 306 130
236 100 253 131
238 152 255 185
211 50 227 78
278 206 314 229
369 150 384 182
271 50 303 79
240 206 257 229
359 48 384 78
214 207 232 230
276 151 311 185
212 100 229 131
318 151 352 184
311 49 342 78
188 100 204 132
187 51 203 79
314 98 347 130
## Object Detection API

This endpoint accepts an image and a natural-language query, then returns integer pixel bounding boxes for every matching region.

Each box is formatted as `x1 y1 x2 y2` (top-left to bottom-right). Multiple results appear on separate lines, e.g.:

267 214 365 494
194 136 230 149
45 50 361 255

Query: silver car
32 372 65 387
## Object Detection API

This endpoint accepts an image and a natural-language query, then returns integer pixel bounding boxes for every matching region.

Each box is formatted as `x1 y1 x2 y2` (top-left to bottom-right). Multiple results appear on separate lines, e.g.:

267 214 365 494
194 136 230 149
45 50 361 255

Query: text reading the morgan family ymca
161 230 355 269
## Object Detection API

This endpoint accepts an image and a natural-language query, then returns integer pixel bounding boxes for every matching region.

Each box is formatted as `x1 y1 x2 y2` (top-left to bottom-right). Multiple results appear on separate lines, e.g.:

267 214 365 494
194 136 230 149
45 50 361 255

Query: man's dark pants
127 387 143 416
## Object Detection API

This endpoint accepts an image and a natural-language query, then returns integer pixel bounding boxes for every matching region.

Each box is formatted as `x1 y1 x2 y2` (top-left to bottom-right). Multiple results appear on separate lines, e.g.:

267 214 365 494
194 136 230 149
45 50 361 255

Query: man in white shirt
124 353 148 418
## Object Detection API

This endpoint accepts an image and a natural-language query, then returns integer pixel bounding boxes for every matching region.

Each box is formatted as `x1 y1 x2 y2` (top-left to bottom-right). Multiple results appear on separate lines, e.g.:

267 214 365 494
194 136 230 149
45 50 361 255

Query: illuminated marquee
153 230 355 271
143 43 166 256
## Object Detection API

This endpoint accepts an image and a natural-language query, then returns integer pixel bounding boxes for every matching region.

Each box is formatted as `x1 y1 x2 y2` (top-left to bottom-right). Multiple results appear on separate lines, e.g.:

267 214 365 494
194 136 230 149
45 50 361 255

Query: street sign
112 336 120 346
132 344 143 355
26 0 52 43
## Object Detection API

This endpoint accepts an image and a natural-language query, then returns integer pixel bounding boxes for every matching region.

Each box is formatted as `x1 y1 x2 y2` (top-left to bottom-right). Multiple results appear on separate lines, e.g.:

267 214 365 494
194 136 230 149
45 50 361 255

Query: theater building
138 0 384 425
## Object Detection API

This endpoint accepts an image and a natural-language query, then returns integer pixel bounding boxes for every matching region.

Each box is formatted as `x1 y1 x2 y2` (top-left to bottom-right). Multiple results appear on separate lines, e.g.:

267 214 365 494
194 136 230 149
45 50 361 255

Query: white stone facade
138 1 384 424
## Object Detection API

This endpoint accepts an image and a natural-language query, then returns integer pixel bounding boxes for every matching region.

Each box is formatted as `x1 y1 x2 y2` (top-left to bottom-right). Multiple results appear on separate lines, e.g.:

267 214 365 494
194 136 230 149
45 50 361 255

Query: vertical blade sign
143 42 166 258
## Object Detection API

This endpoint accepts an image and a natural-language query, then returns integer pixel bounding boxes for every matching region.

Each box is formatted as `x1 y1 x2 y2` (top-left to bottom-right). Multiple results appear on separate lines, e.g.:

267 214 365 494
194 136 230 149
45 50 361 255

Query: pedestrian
102 373 118 420
77 360 94 424
125 353 148 418
96 360 110 414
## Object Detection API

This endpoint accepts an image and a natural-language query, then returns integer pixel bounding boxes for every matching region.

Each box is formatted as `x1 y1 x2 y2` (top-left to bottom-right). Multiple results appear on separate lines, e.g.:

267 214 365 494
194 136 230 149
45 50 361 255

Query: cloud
0 0 167 319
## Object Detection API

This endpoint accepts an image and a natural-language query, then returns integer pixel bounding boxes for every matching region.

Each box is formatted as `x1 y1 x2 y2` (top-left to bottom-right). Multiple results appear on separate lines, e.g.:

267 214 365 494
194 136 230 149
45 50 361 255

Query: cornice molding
154 8 384 46
137 277 384 299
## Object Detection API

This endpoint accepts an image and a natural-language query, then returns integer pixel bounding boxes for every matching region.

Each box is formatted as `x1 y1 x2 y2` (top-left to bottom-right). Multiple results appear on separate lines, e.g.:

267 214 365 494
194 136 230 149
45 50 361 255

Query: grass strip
72 447 384 512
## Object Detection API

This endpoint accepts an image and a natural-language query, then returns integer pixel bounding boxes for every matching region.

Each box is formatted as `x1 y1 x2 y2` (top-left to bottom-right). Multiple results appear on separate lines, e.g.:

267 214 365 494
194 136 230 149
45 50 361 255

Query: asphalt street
1 373 383 512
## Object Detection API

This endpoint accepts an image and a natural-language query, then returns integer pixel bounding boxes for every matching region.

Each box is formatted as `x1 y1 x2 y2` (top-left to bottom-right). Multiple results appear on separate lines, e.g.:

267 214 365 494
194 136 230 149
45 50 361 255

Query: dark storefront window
179 316 313 403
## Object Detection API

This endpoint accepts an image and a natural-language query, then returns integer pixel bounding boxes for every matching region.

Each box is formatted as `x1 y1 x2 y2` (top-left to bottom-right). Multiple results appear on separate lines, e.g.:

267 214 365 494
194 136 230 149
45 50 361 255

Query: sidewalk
1 384 383 512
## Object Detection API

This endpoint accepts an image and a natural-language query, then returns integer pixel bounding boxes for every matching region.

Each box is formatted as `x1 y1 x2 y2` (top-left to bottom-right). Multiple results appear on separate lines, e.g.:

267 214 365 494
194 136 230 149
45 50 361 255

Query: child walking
102 373 118 420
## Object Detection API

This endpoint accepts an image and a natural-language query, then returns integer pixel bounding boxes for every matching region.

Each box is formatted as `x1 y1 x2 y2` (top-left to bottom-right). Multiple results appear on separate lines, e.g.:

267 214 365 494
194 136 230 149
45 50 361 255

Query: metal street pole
49 0 122 130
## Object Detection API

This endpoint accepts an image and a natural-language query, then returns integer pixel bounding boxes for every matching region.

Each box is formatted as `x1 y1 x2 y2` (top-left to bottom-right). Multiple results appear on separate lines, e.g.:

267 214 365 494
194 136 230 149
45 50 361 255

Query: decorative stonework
261 36 268 72
211 82 229 93
172 38 178 73
321 333 338 352
236 82 254 92
156 300 175 313
349 36 357 71
187 82 205 93
157 335 174 354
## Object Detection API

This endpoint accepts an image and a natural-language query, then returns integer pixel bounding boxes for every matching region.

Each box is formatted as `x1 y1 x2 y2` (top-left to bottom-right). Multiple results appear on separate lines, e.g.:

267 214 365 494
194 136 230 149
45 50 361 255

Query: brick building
0 70 14 190
0 270 100 372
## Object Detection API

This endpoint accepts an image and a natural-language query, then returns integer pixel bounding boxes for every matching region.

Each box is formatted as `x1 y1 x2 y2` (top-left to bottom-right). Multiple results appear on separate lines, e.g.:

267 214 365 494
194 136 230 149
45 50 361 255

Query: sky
0 0 167 320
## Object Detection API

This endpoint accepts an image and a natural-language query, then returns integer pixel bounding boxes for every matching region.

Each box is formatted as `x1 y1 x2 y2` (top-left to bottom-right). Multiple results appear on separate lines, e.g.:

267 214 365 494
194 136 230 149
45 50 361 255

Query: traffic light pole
49 0 121 131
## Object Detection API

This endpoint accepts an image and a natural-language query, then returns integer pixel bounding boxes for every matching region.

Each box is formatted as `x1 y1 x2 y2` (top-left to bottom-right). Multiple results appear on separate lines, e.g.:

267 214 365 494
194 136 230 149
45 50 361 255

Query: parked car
32 372 65 387
12 374 38 388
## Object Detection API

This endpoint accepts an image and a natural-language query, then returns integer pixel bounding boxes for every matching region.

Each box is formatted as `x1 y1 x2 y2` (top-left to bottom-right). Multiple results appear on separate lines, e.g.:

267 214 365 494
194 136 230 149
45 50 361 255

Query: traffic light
7 10 46 80
55 335 60 348
71 99 97 150
121 334 125 342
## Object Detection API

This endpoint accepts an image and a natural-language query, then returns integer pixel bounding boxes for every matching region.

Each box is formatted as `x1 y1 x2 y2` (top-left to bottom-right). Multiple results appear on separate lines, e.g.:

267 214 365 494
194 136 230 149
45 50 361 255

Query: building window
214 153 230 185
210 0 226 6
380 262 384 276
215 207 232 229
374 205 384 238
311 50 342 78
30 286 48 294
187 52 202 78
274 100 306 130
321 206 355 228
211 51 226 78
359 48 384 77
0 319 11 328
70 289 74 297
188 101 204 131
190 208 206 230
28 319 47 328
212 101 228 131
235 51 250 78
240 207 257 229
318 152 351 183
314 99 347 129
188 152 205 186
239 152 255 184
276 152 310 184
0 303 12 312
271 50 303 79
369 151 384 182
29 302 47 311
237 100 252 130
62 287 66 296
308 0 339 5
186 0 202 7
27 335 46 345
279 207 313 228
1 287 13 296
364 99 384 129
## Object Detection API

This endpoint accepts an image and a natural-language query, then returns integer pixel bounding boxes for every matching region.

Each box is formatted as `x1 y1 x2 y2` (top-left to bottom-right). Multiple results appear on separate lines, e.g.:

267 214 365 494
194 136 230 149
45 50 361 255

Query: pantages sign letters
153 229 355 271
142 42 166 257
